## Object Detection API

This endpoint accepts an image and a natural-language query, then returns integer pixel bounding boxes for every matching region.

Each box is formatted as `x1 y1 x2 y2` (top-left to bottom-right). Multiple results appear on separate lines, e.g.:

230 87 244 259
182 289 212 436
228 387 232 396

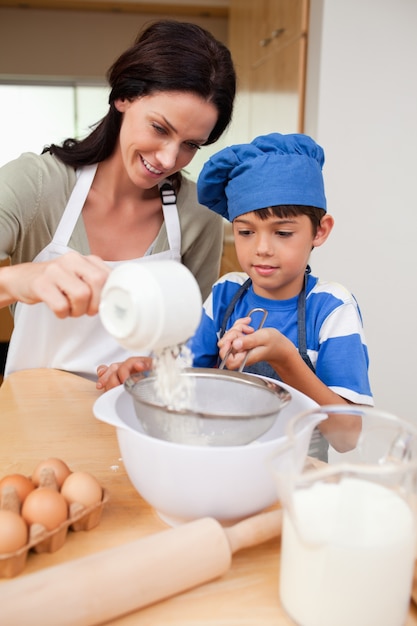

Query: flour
153 344 194 410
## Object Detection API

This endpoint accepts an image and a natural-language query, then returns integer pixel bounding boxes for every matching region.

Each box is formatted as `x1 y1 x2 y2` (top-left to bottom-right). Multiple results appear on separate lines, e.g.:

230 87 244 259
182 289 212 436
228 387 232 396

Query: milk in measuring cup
280 477 415 626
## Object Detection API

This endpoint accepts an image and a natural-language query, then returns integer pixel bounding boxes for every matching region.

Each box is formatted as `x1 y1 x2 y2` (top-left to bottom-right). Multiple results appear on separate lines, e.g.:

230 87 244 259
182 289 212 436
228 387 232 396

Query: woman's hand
96 356 154 391
0 251 110 317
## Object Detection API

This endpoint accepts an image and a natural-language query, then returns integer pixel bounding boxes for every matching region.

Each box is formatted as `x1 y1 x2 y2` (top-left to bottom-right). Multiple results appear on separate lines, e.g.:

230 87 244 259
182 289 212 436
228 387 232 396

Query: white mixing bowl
93 379 319 526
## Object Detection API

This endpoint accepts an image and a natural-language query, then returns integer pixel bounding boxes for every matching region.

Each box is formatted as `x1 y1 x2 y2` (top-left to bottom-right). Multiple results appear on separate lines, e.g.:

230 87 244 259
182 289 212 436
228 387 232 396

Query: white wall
305 0 417 421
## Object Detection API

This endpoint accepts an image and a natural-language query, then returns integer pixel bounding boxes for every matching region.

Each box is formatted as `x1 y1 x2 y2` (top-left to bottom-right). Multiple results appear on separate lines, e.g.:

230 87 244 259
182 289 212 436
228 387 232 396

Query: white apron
5 164 182 380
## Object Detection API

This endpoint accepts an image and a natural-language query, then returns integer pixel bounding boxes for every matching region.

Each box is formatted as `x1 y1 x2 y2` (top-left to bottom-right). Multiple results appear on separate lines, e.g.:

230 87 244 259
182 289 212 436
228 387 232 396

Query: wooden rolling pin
0 509 282 626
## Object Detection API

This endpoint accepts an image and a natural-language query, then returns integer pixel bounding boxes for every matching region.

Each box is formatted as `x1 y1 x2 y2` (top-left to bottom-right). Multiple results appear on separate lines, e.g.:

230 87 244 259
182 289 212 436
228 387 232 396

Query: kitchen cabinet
0 260 13 381
0 260 13 343
228 0 309 142
0 307 13 343
220 221 241 276
222 0 309 274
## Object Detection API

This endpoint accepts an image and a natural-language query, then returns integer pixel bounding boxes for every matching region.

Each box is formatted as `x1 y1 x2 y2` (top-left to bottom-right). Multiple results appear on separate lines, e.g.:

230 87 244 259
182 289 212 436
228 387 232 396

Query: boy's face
232 209 328 300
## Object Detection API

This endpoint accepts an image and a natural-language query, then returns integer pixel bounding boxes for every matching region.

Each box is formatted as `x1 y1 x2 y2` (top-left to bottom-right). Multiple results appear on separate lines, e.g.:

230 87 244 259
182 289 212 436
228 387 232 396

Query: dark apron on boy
218 268 328 461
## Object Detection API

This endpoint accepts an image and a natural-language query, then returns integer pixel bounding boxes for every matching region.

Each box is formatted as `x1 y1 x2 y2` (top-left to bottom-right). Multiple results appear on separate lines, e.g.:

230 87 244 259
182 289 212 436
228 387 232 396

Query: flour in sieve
153 344 195 410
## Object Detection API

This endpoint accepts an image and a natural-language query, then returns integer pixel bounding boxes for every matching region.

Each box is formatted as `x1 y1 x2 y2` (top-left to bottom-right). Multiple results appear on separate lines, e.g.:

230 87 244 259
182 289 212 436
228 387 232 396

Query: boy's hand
217 316 254 369
219 326 296 371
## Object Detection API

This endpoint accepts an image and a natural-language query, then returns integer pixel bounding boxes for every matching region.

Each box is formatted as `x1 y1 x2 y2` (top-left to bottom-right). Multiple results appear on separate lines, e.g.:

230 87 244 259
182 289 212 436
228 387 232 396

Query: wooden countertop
1 368 417 625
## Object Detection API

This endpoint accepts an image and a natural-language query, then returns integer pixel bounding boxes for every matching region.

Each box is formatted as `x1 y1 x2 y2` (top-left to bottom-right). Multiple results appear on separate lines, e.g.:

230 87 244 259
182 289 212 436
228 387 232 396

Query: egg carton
0 489 109 578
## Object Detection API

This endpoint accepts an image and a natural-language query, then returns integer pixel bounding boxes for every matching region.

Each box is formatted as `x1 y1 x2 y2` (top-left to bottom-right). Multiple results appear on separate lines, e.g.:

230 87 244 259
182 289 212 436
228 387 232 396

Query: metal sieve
124 368 291 446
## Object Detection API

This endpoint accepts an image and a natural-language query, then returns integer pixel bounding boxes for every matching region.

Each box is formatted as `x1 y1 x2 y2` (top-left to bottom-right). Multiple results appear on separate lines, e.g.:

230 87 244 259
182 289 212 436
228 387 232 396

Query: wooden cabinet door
223 0 309 273
228 0 309 141
0 260 14 343
250 0 305 68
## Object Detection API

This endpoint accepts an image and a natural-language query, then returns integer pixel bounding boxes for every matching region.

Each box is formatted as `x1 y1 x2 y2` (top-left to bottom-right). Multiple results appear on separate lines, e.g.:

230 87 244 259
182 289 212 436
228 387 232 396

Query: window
0 83 109 167
0 81 230 180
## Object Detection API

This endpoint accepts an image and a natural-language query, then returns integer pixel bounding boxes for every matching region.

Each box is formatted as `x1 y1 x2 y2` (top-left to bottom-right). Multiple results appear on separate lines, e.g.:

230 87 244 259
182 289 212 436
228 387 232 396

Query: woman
0 19 236 380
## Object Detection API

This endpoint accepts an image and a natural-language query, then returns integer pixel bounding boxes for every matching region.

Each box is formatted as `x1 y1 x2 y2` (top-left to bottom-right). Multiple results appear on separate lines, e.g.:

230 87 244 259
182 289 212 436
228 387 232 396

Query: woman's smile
140 156 164 176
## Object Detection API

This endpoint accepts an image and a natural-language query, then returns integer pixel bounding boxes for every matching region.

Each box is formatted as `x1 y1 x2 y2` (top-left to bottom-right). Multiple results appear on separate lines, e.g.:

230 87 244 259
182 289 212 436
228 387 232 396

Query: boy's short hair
197 133 327 222
255 205 326 235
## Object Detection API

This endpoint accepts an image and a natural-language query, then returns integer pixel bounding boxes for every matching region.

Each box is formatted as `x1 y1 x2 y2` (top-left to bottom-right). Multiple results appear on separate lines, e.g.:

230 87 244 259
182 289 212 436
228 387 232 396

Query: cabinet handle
259 28 285 48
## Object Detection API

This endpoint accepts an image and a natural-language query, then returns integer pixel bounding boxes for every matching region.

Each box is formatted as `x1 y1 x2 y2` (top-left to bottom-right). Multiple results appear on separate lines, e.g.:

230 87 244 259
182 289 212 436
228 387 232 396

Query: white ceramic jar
99 261 202 353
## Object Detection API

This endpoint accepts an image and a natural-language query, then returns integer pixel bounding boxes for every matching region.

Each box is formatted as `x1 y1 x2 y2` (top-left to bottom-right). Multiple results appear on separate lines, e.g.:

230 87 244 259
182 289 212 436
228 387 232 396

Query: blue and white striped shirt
189 271 373 406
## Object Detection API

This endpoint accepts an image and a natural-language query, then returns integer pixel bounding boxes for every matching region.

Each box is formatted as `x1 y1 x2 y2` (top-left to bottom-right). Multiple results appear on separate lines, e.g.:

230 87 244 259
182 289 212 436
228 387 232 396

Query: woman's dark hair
256 205 326 235
44 20 236 190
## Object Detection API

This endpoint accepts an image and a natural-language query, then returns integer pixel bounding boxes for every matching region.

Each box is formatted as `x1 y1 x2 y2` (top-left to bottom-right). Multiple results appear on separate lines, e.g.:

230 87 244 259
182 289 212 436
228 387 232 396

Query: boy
190 133 373 459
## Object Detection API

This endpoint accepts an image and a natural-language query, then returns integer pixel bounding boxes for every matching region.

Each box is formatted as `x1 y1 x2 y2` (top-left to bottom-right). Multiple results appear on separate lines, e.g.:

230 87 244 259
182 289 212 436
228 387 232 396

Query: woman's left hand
96 356 153 391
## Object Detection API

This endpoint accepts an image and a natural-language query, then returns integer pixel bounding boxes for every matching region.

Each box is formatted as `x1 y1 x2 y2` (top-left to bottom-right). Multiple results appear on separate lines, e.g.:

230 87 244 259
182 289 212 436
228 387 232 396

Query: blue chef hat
197 133 327 222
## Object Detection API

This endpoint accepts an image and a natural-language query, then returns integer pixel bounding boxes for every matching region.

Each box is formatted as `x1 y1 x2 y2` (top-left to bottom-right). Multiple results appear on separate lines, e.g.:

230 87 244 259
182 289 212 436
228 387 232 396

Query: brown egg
0 473 35 504
32 458 72 488
21 488 68 531
61 471 103 508
0 509 28 554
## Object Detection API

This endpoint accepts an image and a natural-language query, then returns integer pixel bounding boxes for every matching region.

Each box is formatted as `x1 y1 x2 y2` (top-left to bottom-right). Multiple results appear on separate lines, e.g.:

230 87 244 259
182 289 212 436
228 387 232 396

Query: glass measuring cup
270 405 417 626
